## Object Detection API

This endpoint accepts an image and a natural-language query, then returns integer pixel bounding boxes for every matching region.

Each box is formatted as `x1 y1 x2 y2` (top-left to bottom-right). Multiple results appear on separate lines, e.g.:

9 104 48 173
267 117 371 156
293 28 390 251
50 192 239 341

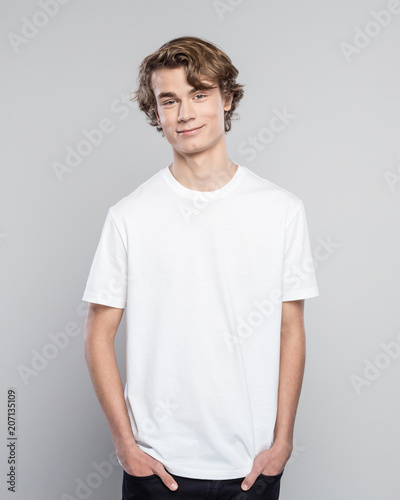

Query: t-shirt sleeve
282 199 319 301
81 208 127 309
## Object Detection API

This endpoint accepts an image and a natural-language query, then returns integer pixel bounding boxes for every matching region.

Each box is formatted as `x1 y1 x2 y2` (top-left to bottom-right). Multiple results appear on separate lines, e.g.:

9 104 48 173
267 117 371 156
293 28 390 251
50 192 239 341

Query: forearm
273 321 306 448
84 336 137 452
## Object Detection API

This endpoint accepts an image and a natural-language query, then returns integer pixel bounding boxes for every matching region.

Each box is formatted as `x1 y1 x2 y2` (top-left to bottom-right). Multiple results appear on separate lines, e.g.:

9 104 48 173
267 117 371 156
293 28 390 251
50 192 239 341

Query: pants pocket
259 469 284 481
123 470 158 480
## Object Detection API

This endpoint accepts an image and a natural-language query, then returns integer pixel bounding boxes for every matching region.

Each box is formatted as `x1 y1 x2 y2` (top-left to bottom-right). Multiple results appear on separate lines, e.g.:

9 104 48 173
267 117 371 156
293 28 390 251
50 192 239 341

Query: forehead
151 66 217 95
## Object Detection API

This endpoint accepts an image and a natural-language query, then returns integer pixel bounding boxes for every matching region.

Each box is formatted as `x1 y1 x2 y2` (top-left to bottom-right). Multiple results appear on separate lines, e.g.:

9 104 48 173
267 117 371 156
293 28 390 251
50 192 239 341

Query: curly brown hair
130 36 245 135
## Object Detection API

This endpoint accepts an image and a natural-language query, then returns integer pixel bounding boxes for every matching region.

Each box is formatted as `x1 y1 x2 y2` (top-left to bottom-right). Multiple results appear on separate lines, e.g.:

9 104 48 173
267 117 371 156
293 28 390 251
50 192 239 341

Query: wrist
114 434 138 454
272 437 293 455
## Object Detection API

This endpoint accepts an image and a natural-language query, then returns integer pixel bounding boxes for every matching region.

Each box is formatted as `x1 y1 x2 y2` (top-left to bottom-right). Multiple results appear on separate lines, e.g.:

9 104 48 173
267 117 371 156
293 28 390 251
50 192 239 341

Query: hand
241 441 293 491
117 442 178 491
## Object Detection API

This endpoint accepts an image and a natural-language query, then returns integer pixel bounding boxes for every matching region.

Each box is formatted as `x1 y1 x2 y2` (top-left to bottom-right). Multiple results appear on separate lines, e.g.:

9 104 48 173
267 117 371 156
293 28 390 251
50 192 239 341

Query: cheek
204 104 225 124
160 113 174 129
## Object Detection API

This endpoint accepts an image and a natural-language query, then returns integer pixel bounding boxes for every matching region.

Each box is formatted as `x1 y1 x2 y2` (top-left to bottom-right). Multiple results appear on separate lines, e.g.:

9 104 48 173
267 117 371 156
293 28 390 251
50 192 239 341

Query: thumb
158 470 178 491
241 470 259 491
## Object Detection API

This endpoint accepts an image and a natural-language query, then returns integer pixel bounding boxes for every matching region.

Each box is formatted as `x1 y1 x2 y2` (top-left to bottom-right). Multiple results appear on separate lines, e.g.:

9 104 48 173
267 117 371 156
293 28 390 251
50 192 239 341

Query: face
151 66 233 155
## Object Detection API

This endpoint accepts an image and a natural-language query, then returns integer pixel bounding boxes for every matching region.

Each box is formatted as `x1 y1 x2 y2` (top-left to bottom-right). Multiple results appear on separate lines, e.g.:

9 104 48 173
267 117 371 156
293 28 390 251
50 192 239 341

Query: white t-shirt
82 163 319 480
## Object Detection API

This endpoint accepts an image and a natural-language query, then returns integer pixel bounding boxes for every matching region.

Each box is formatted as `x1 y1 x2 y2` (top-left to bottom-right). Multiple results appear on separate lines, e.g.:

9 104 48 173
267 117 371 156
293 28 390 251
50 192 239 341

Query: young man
82 36 319 500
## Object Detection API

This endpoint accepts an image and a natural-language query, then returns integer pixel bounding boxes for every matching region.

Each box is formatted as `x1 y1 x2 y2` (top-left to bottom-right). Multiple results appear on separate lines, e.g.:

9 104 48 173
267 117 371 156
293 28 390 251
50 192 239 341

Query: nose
178 98 195 123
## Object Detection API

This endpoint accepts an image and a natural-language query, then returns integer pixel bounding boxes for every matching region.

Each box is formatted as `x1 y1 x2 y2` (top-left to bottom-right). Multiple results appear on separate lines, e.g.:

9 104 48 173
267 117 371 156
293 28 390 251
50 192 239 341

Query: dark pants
122 469 283 500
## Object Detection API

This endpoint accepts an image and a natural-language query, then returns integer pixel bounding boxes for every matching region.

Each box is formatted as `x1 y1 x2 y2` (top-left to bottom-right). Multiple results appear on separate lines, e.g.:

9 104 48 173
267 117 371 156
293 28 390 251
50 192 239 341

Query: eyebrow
156 86 216 101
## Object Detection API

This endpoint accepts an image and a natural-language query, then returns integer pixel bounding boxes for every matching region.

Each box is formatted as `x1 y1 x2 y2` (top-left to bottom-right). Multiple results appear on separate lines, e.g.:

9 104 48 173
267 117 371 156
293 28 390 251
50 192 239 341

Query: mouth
177 125 204 136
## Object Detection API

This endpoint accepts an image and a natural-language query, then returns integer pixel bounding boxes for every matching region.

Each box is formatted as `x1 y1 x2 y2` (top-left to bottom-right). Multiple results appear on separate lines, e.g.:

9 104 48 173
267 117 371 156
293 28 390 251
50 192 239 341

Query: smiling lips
177 126 204 136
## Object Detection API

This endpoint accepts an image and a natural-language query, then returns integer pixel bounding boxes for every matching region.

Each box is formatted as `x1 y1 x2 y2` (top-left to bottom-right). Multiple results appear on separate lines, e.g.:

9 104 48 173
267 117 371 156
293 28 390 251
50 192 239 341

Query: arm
241 298 306 490
273 298 306 454
83 303 138 459
83 302 179 491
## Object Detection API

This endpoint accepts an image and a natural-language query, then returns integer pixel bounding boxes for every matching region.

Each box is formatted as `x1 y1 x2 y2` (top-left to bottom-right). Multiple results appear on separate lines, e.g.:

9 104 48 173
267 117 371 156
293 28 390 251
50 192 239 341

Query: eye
161 94 207 106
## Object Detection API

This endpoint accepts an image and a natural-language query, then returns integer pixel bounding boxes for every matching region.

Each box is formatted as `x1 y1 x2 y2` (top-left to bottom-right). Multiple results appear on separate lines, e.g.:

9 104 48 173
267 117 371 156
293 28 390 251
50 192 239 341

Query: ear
223 92 234 112
153 104 161 124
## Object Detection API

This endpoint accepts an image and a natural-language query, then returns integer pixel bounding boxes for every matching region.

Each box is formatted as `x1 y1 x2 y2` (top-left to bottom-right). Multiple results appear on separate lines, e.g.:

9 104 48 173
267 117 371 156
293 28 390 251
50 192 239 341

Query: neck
169 149 237 192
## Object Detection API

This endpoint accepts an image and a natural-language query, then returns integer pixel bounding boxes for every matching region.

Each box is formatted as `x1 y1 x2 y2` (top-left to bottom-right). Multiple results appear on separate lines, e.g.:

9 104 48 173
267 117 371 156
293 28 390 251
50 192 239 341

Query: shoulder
107 168 164 221
242 166 303 223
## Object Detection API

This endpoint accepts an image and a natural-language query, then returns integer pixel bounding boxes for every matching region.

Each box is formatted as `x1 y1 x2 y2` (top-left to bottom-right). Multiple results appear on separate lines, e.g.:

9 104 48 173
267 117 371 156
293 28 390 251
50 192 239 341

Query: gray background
1 0 400 499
